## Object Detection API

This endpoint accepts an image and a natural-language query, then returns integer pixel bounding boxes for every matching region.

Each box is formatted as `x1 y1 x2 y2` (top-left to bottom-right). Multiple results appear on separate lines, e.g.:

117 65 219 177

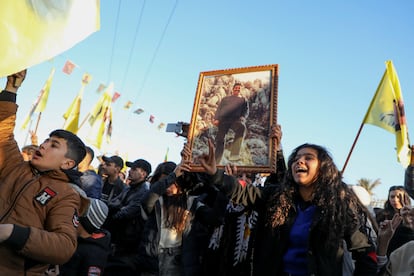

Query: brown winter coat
0 99 87 275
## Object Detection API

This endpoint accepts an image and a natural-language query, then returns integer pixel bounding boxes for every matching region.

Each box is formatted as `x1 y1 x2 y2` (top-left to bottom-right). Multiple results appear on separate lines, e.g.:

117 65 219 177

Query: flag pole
23 119 33 146
33 112 42 135
341 123 365 175
78 113 90 131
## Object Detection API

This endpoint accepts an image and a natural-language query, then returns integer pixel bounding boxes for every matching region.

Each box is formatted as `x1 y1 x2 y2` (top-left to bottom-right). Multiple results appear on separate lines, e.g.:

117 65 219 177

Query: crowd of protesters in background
2 70 414 275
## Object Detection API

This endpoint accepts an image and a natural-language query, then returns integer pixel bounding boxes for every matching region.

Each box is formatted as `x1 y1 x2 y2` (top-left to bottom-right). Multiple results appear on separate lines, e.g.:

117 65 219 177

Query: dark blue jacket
105 181 149 254
80 170 102 199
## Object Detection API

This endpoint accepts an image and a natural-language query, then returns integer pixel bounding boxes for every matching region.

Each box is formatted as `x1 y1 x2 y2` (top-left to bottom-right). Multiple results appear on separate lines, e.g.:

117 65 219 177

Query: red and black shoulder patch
34 187 57 206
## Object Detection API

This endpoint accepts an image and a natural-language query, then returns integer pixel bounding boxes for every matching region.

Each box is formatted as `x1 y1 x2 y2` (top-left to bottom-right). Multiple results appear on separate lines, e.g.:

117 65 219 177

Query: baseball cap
126 159 152 175
102 155 124 168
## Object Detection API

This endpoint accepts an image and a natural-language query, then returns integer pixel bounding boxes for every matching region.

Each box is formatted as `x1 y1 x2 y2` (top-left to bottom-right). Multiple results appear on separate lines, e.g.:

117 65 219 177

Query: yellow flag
21 68 55 129
63 85 85 134
363 60 410 167
35 68 55 113
0 1 100 77
87 83 113 149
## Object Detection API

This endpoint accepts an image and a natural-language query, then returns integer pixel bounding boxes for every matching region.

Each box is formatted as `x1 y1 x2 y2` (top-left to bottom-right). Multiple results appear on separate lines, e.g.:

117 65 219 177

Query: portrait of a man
189 64 278 173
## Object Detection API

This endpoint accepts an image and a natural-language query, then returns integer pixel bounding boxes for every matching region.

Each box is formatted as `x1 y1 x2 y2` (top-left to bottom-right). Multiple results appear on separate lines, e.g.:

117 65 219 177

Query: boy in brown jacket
0 69 88 275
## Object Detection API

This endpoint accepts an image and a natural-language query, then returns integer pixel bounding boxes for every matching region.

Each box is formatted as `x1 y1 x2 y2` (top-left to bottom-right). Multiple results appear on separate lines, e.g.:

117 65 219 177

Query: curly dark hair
267 143 371 249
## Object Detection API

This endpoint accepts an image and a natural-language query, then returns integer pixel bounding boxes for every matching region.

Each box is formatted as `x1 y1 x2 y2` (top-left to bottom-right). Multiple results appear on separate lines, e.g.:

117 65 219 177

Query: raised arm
0 69 27 175
141 143 191 214
197 138 264 206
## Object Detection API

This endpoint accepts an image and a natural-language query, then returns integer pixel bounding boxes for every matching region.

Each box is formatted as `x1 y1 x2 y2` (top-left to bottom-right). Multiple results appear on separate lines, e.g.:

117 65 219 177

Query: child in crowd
0 69 89 274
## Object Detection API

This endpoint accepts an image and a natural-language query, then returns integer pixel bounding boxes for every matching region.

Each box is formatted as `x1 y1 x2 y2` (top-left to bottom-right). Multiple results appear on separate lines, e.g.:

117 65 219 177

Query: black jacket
60 230 111 276
137 172 228 276
105 181 149 254
404 165 414 198
209 170 378 276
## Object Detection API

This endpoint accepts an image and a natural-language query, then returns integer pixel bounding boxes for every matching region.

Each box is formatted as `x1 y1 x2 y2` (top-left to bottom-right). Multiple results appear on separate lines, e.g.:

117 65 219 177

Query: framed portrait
188 64 279 173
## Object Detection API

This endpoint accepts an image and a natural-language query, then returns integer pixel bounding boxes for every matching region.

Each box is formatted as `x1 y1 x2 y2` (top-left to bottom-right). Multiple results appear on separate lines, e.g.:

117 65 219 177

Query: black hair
85 146 94 160
150 161 177 184
49 129 86 168
384 186 411 209
176 171 206 193
268 143 371 250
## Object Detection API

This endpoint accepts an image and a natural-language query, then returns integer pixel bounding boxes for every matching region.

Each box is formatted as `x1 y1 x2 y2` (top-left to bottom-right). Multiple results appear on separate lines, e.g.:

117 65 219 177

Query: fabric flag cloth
134 108 144 115
87 83 113 149
363 60 411 167
0 0 100 77
62 84 85 134
96 83 106 93
112 92 121 103
157 122 165 130
149 115 155 123
62 60 76 75
21 68 55 129
123 101 133 110
82 73 92 85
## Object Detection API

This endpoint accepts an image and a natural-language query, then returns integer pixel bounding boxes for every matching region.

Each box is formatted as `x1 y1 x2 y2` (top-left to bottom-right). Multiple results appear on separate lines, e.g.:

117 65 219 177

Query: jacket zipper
0 176 40 222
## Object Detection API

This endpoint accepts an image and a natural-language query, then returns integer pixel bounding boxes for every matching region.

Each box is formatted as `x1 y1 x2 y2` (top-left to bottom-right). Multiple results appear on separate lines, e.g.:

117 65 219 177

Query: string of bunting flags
21 58 172 150
61 58 166 132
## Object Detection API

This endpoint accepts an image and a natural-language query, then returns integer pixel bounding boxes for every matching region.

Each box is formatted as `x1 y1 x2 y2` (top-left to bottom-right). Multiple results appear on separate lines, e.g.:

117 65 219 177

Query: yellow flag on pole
34 68 55 113
0 0 100 77
87 83 113 149
363 60 410 167
63 85 85 134
21 68 55 129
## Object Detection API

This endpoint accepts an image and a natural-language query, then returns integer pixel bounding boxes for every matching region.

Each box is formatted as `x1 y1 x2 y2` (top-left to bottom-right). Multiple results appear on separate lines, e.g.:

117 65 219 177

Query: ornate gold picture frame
188 64 279 173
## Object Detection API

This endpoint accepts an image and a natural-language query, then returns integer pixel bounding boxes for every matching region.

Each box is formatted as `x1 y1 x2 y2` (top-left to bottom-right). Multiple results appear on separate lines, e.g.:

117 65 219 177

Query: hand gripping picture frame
188 64 279 173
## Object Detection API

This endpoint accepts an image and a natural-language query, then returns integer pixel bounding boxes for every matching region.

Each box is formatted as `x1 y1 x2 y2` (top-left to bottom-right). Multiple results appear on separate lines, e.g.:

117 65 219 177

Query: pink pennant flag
112 92 121 103
62 60 76 75
149 115 155 123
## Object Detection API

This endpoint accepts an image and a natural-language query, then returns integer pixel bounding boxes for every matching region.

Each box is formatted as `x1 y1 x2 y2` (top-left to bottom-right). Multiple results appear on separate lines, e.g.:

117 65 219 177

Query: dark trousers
215 120 246 163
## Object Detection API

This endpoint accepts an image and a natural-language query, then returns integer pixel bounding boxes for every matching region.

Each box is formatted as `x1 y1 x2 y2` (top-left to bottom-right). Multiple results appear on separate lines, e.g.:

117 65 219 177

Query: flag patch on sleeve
34 187 57 206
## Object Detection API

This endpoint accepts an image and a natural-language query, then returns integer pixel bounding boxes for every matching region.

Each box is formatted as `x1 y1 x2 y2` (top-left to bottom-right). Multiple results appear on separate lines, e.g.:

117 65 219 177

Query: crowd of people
1 69 414 276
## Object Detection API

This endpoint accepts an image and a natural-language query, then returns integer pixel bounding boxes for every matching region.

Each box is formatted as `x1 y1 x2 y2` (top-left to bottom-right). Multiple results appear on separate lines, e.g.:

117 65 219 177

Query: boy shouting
0 69 88 274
